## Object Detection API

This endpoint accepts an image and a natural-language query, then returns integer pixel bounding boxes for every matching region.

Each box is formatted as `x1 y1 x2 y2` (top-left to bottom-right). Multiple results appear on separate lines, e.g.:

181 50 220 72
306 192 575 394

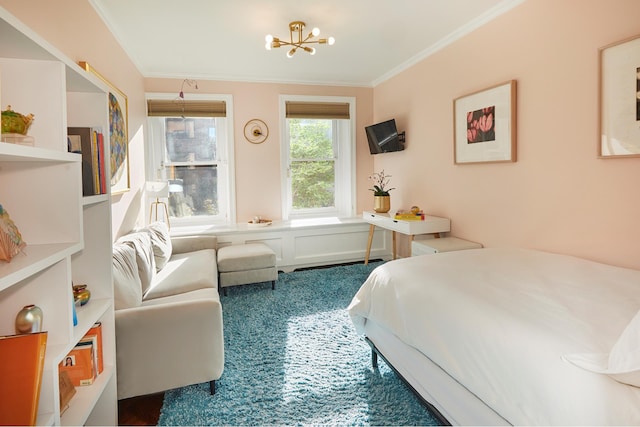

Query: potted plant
369 170 395 213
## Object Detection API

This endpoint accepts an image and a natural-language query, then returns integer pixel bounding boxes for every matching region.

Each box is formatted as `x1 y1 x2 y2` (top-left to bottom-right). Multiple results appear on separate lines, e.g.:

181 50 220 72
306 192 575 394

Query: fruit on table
1 105 35 135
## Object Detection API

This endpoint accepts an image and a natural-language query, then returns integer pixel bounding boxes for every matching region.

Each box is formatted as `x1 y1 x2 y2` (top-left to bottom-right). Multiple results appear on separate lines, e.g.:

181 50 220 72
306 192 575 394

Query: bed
348 248 640 425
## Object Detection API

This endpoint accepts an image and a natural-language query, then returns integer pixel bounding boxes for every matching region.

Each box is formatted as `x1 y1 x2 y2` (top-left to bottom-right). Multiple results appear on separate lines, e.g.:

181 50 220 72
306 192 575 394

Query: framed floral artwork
78 61 130 193
453 80 517 164
599 34 640 158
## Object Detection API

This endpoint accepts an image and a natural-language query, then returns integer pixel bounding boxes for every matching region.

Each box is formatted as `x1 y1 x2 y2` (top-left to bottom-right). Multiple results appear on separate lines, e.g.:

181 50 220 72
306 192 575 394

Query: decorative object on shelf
0 203 26 262
72 293 78 326
15 304 43 334
248 216 273 227
244 119 269 144
369 170 395 213
1 105 34 135
1 133 35 145
265 21 335 58
599 33 640 157
73 284 91 306
147 181 170 229
78 61 131 194
454 80 517 164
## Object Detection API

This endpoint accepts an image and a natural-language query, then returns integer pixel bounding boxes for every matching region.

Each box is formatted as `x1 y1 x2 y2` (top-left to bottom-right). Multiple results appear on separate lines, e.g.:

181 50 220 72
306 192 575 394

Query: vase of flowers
369 170 395 213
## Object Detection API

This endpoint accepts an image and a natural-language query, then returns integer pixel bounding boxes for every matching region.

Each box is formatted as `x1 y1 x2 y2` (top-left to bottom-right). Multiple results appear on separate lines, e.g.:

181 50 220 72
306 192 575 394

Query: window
280 96 356 219
146 94 235 226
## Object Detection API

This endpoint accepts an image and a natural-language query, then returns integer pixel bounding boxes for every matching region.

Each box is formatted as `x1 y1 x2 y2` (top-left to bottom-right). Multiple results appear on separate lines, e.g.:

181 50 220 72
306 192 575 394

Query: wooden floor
118 393 164 426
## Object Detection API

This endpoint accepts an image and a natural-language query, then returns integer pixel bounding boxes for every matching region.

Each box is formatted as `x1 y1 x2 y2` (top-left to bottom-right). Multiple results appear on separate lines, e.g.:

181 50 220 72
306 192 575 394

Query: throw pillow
563 309 640 387
141 221 172 271
112 242 142 309
116 231 156 295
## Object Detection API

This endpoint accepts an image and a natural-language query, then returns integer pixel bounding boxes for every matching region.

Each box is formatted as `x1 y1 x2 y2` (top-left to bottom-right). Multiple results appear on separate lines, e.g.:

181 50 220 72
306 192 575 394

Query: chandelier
265 21 335 58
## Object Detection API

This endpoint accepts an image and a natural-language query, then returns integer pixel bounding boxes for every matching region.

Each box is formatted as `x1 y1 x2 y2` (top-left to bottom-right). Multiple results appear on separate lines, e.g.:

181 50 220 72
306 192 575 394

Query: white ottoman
217 243 277 295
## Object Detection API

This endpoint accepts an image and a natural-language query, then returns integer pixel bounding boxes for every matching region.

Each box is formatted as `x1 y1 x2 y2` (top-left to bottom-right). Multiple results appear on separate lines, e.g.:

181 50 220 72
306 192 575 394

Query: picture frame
453 80 516 164
598 34 640 158
78 61 130 193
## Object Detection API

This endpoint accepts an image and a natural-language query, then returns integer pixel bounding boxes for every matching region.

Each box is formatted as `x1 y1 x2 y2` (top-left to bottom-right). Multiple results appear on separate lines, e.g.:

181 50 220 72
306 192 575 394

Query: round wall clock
244 119 269 144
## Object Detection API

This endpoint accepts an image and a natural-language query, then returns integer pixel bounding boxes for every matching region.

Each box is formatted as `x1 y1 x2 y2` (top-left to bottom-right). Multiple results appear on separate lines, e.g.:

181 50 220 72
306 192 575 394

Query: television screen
365 119 404 154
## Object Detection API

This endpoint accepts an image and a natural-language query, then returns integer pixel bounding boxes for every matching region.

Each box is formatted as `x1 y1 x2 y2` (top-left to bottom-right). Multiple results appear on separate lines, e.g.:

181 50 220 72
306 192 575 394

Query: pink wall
144 79 374 223
372 0 640 269
5 0 640 270
0 0 149 239
0 1 374 234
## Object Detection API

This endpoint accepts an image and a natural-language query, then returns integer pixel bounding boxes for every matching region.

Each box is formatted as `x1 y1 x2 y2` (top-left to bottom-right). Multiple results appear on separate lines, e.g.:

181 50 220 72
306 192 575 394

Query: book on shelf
96 132 107 195
67 127 105 197
84 322 104 374
58 370 76 415
59 340 96 386
0 331 48 426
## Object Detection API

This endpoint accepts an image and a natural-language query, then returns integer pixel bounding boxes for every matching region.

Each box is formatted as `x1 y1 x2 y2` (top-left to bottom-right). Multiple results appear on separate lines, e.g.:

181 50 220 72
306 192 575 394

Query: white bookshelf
0 7 116 426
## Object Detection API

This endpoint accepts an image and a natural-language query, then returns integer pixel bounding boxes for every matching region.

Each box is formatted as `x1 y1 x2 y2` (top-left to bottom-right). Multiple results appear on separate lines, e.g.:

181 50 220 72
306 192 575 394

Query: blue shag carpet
158 261 441 426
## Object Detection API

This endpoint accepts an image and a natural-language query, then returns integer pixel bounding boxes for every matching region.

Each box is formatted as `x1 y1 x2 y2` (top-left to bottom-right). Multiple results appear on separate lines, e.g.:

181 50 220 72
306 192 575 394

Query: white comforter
348 248 640 425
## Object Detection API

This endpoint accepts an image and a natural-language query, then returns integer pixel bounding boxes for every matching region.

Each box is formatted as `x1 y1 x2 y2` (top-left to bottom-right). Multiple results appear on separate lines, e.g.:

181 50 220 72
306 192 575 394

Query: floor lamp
147 181 170 229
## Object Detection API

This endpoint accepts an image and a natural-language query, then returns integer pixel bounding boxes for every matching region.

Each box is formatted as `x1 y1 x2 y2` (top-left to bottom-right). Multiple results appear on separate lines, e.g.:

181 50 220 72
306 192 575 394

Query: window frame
145 92 236 227
279 95 356 220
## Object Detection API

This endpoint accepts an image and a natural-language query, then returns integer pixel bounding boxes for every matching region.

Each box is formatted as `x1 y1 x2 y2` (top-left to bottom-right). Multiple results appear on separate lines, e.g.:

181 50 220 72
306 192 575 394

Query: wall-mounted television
365 119 405 154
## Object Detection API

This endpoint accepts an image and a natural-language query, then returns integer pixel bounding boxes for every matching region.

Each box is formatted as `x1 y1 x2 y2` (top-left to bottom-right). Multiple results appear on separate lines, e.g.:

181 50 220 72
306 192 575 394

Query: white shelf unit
0 7 116 426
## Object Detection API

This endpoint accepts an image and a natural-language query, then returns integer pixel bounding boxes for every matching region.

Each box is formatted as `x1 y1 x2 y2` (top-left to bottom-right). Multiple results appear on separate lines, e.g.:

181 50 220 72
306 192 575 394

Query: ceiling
90 0 523 87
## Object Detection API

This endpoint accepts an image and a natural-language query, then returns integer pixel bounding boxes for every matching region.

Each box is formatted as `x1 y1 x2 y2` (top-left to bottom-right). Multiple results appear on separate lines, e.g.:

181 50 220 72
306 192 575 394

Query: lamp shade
168 179 184 194
146 181 169 198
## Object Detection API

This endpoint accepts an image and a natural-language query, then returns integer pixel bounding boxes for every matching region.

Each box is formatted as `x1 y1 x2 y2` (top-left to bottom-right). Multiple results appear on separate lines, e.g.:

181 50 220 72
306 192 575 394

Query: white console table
362 211 451 264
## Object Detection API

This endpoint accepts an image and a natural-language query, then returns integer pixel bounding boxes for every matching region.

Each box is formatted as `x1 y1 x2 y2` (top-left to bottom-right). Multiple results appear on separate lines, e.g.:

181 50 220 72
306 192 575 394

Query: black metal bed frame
364 336 451 426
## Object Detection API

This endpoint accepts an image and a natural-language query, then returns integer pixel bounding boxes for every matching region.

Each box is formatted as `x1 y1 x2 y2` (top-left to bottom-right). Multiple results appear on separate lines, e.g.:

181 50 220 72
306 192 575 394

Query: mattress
348 248 640 425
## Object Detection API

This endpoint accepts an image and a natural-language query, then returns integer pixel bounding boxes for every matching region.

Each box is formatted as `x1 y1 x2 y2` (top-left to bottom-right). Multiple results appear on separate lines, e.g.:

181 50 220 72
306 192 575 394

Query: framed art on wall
599 34 640 158
453 80 516 164
78 61 131 193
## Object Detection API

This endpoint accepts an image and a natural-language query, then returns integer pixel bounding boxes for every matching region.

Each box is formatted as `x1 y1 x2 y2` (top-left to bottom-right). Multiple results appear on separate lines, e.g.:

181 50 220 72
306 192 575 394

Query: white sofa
112 222 224 399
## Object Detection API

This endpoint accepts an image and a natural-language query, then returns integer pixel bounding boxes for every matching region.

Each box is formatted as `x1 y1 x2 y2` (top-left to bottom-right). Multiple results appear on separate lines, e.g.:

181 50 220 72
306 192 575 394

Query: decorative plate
248 219 273 227
109 92 127 185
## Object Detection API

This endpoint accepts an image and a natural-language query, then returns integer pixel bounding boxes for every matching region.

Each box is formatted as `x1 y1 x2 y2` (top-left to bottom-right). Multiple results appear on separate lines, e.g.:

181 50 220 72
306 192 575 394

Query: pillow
116 231 156 295
140 221 172 271
563 310 640 387
112 243 142 309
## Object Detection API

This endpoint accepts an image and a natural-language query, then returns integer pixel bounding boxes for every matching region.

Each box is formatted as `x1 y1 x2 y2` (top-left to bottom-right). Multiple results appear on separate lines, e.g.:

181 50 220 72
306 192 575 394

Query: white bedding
348 248 640 425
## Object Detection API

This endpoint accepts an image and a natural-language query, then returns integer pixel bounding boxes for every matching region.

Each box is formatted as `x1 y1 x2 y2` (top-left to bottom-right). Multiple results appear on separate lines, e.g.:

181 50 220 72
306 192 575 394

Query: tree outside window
289 118 336 210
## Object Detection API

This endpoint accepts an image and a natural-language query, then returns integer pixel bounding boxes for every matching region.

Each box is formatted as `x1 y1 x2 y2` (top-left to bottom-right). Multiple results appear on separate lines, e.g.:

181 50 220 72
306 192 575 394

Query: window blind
147 99 226 117
285 101 350 119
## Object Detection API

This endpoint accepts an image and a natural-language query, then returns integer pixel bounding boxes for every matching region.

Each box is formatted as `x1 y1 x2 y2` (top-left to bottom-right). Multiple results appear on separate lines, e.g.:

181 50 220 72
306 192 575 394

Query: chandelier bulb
309 47 316 55
312 27 320 37
265 34 273 43
287 48 296 58
265 42 272 51
328 36 335 46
